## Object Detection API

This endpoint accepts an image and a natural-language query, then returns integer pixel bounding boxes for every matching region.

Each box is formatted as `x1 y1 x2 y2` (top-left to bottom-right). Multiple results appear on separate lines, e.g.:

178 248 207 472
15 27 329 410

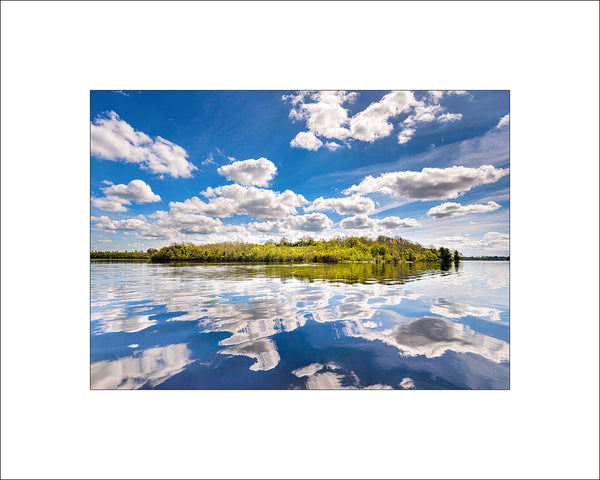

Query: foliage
144 236 458 264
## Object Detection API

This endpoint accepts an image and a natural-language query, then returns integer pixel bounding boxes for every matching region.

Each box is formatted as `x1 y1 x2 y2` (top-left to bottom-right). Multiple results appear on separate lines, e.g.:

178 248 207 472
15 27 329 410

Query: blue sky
91 90 509 255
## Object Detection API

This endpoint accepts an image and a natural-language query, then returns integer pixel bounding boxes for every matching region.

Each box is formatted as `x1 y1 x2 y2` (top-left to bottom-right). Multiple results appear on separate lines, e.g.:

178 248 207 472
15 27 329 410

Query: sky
91 90 509 256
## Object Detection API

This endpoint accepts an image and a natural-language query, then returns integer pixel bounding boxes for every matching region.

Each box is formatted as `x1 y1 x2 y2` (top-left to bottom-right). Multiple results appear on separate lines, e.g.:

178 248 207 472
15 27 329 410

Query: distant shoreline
90 237 461 264
460 256 509 261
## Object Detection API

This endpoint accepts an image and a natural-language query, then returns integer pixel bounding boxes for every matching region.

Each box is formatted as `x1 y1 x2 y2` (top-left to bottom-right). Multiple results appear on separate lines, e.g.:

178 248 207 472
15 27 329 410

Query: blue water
91 261 509 389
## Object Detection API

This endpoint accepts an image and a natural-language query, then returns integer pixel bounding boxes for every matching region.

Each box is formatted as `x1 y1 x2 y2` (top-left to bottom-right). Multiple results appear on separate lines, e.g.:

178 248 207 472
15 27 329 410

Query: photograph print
90 90 510 390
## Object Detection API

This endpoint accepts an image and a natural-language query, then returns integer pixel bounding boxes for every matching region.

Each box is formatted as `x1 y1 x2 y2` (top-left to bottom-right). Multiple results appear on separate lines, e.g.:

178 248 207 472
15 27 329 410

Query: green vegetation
134 236 458 264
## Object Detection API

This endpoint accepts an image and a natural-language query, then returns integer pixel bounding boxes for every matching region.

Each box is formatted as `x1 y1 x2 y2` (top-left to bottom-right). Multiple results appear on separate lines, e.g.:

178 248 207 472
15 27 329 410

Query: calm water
91 261 509 389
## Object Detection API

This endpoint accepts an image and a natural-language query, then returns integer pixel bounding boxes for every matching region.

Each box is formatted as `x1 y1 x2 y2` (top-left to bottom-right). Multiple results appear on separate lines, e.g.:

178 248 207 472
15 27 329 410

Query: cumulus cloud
401 102 443 128
91 197 129 213
285 90 467 149
397 99 462 143
349 91 416 142
91 215 149 232
305 193 375 216
103 179 161 203
201 185 308 220
170 186 308 221
217 157 277 187
247 220 290 234
340 215 420 231
340 215 376 230
344 165 509 201
91 111 197 178
169 196 236 218
91 179 161 212
397 128 416 144
289 91 358 140
286 213 333 232
91 207 229 239
378 216 421 229
149 210 223 235
290 131 323 151
248 213 333 233
427 201 501 219
494 113 510 129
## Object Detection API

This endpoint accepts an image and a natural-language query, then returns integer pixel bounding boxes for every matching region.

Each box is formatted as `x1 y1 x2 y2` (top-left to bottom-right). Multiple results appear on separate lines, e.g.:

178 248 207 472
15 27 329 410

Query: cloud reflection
430 298 503 323
91 343 192 389
219 338 280 371
292 362 392 389
356 316 509 363
91 262 509 386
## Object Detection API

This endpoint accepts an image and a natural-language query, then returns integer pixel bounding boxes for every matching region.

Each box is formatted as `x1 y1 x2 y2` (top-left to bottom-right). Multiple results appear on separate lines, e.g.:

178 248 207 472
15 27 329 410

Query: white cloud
434 231 509 253
400 377 415 389
217 157 277 187
339 214 420 231
437 112 463 123
427 201 501 219
169 196 236 218
325 141 342 152
349 91 416 142
103 179 161 203
285 90 468 148
249 213 333 234
305 193 375 215
340 215 376 230
91 197 129 213
91 215 149 232
285 213 333 232
91 111 197 178
92 179 161 212
201 185 309 220
170 186 308 221
149 210 224 235
378 216 421 229
247 220 290 234
291 91 358 140
344 165 509 201
495 113 510 129
290 131 323 151
397 99 462 143
397 128 416 144
401 102 443 128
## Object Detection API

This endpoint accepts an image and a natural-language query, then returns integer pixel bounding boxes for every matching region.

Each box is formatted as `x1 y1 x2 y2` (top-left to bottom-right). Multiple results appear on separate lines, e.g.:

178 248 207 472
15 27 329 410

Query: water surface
91 261 509 389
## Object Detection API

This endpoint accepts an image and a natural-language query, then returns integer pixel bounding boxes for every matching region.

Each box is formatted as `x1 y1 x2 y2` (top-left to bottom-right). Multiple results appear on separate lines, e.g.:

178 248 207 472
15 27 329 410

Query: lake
91 260 509 389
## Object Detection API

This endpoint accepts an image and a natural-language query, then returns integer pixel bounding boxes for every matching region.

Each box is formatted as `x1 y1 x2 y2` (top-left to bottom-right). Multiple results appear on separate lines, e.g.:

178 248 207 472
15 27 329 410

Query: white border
1 2 599 479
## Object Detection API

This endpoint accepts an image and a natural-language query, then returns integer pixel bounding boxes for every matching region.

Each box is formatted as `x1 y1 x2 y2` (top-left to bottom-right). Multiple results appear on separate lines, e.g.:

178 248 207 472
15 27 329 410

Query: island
91 235 460 265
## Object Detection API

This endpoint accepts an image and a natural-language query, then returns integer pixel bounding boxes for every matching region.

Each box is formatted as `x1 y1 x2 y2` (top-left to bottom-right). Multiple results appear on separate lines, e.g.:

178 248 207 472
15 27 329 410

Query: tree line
90 236 461 264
